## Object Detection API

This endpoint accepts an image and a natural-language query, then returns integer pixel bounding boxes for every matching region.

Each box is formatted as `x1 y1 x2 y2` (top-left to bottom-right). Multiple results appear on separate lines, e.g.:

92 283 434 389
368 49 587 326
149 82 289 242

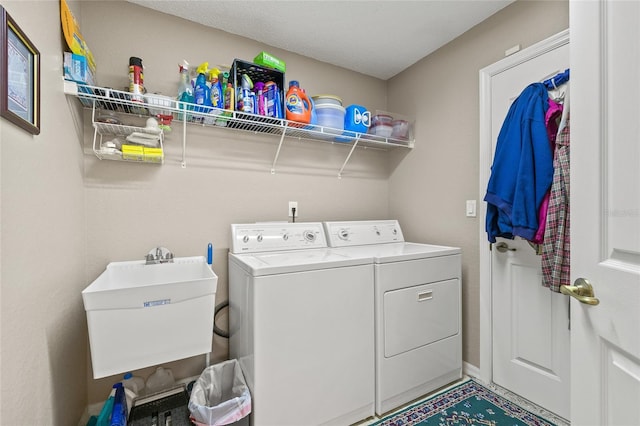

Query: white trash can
188 359 251 426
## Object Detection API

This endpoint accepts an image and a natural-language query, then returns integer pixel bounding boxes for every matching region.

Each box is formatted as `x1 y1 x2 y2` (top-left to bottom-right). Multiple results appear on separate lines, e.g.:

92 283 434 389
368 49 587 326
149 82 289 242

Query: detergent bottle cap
289 80 300 88
254 81 265 91
122 372 145 395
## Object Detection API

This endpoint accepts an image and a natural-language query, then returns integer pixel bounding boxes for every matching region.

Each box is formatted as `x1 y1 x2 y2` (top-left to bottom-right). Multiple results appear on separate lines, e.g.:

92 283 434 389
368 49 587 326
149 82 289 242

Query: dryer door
384 279 460 357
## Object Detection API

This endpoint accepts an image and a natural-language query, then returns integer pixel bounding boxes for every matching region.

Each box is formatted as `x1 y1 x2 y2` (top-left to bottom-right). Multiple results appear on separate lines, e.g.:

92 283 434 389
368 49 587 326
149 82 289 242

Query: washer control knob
338 229 349 240
282 233 289 241
392 228 398 235
374 227 381 236
242 235 250 243
303 230 316 242
257 233 263 242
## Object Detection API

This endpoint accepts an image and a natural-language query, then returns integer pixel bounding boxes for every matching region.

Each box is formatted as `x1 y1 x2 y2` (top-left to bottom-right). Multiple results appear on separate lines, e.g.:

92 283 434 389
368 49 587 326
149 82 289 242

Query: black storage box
128 385 191 426
230 59 285 119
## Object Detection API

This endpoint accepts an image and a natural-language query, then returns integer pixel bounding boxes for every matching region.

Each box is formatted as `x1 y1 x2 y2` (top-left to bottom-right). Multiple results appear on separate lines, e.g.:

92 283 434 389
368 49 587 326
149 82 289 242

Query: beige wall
387 0 569 368
79 1 393 403
0 0 569 423
0 1 87 425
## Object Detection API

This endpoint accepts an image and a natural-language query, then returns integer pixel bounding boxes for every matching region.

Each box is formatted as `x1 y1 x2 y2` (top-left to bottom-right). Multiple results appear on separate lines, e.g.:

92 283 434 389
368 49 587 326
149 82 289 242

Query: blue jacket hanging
484 83 554 243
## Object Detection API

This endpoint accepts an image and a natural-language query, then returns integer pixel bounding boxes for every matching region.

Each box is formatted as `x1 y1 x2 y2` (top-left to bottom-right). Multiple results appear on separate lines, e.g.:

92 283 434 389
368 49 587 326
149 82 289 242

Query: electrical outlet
288 201 298 217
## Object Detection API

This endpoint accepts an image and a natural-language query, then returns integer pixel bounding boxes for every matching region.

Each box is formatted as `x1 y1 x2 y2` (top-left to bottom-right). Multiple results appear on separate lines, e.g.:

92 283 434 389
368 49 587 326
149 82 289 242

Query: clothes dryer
324 220 462 415
228 222 374 425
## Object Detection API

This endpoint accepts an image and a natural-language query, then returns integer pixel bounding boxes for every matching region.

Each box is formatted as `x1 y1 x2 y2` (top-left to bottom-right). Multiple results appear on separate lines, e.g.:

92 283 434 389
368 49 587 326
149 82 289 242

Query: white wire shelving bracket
63 81 414 176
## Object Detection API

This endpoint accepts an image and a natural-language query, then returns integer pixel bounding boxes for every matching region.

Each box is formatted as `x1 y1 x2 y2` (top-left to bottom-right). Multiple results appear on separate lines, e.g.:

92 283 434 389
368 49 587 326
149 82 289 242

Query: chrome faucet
145 246 174 264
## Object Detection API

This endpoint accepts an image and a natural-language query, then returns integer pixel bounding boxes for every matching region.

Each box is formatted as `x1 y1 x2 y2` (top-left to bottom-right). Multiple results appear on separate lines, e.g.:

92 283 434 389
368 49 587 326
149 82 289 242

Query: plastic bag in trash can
188 359 251 426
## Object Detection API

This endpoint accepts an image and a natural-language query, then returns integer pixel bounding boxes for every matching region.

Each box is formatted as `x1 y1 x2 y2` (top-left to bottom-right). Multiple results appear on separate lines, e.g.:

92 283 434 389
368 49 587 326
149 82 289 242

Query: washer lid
229 248 371 276
332 242 461 263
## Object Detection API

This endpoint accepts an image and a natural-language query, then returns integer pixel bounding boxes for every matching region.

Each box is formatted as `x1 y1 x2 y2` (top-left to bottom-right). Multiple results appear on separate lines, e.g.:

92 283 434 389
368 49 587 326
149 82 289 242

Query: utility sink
82 256 218 379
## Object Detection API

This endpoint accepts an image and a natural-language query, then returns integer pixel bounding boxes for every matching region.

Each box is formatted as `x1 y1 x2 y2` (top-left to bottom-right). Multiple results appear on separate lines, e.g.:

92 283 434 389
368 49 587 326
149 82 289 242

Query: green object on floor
373 378 559 426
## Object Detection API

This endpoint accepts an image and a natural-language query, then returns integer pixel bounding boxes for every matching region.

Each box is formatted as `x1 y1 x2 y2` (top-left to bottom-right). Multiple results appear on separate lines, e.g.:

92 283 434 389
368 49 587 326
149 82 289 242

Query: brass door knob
495 242 516 253
560 278 600 305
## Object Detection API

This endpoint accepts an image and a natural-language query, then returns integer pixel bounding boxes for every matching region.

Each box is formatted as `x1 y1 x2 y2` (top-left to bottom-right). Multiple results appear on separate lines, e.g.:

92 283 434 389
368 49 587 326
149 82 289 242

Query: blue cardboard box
64 51 95 86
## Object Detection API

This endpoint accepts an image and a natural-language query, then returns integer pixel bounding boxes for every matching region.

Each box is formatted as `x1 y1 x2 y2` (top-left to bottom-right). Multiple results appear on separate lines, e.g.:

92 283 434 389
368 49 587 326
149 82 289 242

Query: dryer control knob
303 230 316 242
339 229 349 240
242 235 249 243
257 233 263 242
282 233 289 241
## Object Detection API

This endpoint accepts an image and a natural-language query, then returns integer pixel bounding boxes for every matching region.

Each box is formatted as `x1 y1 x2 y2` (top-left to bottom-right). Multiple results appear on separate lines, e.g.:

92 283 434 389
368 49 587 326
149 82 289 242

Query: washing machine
228 222 375 426
324 220 462 415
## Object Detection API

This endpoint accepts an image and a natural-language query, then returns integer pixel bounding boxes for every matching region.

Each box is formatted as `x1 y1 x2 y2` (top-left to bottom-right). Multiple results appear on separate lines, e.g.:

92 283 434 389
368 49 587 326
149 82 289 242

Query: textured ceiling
126 0 515 80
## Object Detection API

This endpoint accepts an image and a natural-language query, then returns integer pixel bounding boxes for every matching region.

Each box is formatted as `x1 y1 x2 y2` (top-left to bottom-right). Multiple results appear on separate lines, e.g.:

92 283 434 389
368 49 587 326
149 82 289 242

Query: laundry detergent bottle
209 67 223 109
194 62 212 113
285 80 312 124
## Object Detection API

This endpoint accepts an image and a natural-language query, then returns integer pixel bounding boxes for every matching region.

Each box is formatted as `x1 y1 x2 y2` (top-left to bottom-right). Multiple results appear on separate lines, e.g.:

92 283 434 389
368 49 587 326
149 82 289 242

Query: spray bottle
208 67 223 109
110 383 128 426
194 62 212 113
177 61 194 120
254 82 266 116
238 73 255 114
177 61 193 102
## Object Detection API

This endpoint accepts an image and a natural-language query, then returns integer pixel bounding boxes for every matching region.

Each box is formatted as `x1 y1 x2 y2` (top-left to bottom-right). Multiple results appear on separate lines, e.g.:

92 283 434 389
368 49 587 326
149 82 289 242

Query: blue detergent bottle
193 62 212 113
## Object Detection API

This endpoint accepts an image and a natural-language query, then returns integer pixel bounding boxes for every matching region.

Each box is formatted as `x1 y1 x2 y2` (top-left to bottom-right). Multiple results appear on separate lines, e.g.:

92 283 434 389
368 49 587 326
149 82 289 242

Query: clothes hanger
557 83 570 135
544 69 569 104
543 68 570 90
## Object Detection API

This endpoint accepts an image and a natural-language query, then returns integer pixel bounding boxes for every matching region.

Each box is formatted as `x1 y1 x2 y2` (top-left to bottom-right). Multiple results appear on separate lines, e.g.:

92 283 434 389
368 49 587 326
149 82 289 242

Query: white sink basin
82 256 218 378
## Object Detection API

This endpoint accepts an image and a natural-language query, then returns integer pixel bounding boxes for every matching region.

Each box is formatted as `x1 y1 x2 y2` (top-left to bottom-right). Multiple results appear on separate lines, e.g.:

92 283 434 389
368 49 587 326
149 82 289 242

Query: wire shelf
64 81 413 175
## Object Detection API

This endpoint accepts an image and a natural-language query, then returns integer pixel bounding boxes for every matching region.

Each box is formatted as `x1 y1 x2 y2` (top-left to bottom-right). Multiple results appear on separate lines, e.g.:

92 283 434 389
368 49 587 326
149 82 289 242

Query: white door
570 1 640 425
479 31 570 420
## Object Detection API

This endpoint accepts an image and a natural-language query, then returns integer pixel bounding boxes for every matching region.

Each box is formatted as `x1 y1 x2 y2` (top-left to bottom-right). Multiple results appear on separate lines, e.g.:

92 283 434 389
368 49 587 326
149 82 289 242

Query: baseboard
462 361 481 380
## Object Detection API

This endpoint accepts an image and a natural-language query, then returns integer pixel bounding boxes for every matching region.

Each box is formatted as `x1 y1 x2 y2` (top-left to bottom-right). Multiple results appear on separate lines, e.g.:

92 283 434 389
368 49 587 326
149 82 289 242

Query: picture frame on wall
0 5 40 135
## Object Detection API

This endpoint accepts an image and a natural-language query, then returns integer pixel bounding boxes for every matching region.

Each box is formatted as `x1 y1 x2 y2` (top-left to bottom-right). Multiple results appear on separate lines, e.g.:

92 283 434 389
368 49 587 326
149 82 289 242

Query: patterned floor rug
372 378 560 426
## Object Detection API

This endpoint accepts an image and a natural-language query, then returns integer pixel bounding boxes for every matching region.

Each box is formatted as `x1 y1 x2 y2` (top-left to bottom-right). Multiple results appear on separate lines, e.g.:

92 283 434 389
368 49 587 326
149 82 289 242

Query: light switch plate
466 200 477 217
